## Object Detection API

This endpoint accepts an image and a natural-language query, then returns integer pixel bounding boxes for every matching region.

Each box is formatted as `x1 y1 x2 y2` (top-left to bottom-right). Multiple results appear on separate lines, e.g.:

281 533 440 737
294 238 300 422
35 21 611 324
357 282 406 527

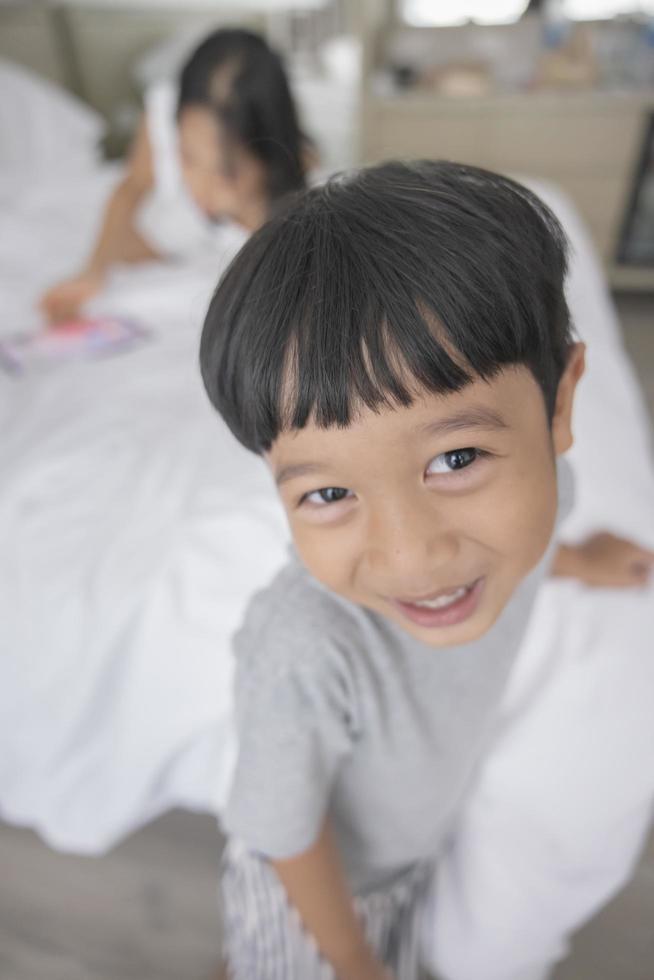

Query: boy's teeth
412 586 468 609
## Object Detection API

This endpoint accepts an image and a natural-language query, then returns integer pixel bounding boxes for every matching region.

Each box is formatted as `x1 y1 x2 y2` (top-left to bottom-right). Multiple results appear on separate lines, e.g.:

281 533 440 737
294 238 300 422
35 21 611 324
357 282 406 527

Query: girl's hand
39 269 105 323
553 532 654 588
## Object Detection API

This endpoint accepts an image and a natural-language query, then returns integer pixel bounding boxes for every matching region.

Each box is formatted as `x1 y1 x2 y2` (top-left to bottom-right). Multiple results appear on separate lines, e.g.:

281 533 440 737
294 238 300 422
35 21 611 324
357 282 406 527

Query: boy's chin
380 578 508 649
392 609 496 649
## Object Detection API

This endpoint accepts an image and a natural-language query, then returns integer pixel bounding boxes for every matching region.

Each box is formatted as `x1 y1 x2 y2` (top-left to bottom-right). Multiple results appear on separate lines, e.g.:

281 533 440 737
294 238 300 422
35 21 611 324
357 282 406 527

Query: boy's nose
363 500 459 587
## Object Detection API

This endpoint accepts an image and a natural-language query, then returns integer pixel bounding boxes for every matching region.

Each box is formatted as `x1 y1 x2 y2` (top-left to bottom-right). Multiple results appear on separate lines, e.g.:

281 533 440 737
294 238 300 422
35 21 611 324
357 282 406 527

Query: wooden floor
0 811 223 980
2 293 653 980
2 808 653 980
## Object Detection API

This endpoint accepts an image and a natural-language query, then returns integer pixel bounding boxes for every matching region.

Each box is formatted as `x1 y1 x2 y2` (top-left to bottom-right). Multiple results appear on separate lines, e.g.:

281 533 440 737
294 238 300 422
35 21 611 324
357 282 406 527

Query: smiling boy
200 161 647 979
268 364 581 648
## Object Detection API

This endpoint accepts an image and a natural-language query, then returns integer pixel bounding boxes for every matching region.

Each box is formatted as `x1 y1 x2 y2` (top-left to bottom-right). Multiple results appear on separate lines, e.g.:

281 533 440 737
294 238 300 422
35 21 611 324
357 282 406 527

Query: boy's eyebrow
275 462 325 487
275 407 509 486
418 406 509 438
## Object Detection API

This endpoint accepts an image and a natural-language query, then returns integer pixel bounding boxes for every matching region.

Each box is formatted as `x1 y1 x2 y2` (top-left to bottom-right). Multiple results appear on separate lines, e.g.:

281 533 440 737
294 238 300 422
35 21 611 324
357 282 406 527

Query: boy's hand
271 820 395 980
339 966 394 980
336 948 394 980
553 532 654 588
39 269 104 323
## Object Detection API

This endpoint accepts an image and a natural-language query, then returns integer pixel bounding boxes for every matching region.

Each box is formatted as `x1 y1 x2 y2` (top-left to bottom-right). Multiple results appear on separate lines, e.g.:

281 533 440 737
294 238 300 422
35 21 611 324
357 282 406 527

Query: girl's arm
40 116 159 322
83 116 159 273
271 819 392 980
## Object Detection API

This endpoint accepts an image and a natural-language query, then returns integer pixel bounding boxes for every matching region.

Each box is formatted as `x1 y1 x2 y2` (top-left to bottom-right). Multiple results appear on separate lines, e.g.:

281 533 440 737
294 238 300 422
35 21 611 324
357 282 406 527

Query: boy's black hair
200 160 573 454
178 28 307 201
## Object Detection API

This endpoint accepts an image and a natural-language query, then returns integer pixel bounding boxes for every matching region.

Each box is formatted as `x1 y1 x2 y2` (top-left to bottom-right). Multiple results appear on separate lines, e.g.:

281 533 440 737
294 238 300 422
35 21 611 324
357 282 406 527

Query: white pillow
0 59 105 177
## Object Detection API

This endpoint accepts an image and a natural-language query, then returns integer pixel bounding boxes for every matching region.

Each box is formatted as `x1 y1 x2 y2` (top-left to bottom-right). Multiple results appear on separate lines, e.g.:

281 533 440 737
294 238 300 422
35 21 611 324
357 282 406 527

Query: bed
0 60 291 850
0 58 652 856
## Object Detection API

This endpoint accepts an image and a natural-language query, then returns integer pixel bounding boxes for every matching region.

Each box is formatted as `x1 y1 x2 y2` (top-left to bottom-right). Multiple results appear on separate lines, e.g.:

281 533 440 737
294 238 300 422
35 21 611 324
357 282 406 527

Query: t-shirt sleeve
222 633 357 860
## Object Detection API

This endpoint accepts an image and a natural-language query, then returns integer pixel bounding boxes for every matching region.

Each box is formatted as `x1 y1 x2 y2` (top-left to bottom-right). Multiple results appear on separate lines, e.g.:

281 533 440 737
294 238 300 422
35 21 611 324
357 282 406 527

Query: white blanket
0 168 289 850
0 169 652 853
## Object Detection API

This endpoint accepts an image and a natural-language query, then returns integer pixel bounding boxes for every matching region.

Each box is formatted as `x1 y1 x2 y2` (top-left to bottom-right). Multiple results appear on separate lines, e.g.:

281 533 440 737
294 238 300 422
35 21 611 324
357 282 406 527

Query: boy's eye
426 448 480 475
303 487 352 507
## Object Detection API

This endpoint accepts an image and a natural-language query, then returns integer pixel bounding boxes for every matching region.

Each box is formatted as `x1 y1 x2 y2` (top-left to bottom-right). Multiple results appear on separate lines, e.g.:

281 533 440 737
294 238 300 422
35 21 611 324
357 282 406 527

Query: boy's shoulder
233 555 368 679
235 554 363 648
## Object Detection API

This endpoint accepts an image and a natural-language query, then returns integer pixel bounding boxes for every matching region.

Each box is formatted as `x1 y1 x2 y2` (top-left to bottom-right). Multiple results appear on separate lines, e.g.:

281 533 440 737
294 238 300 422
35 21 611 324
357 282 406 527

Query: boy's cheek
487 465 559 576
290 525 342 586
291 523 369 603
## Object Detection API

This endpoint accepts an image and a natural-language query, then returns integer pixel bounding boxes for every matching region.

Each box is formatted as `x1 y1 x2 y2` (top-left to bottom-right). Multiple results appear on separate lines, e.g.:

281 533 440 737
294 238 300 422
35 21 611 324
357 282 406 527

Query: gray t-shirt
224 462 573 895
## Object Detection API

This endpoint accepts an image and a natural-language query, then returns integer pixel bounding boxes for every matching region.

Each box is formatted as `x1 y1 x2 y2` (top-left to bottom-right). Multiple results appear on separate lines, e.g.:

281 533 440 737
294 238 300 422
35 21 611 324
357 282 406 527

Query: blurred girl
41 28 309 322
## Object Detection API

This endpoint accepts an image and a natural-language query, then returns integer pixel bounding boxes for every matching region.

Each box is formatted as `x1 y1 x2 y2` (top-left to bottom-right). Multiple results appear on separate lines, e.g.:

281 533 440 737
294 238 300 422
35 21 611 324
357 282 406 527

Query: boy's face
267 347 584 648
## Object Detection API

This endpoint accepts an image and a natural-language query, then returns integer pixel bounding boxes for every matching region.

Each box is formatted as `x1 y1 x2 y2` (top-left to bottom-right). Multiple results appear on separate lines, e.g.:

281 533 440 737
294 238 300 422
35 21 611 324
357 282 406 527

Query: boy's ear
552 342 586 456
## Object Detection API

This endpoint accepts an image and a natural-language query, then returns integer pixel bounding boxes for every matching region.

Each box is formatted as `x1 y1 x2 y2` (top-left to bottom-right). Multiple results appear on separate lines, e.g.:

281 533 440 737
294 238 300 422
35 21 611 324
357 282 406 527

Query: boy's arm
271 819 392 980
552 532 654 588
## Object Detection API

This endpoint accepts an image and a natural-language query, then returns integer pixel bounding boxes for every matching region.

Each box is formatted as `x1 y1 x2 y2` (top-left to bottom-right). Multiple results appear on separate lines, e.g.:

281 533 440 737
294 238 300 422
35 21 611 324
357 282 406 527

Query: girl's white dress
137 78 248 262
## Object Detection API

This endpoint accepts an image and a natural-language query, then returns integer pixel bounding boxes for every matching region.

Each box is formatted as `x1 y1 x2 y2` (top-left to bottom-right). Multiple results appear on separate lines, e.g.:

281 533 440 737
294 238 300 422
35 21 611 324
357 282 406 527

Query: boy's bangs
215 237 509 453
278 296 474 436
201 162 571 454
223 232 488 453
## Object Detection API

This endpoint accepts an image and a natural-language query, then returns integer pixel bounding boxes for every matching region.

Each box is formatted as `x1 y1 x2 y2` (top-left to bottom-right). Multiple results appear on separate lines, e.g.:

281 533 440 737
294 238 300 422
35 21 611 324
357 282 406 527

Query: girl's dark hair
178 28 307 201
200 160 573 454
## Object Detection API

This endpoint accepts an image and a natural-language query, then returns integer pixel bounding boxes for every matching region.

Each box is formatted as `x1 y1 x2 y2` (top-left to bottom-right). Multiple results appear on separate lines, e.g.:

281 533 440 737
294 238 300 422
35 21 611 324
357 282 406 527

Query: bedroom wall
0 3 269 152
0 2 71 88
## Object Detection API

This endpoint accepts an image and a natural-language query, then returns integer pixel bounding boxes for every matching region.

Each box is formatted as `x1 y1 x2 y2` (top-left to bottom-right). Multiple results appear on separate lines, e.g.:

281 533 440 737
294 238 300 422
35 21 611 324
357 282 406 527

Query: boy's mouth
390 577 485 629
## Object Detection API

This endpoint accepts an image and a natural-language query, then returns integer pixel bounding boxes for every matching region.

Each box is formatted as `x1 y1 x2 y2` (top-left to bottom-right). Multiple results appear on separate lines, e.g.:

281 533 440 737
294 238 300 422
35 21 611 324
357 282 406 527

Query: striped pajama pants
220 838 433 980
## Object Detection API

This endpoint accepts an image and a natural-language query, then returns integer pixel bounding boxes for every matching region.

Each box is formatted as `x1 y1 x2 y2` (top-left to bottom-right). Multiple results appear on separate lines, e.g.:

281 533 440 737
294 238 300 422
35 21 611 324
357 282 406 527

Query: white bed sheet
0 168 652 855
526 179 654 547
0 166 289 851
